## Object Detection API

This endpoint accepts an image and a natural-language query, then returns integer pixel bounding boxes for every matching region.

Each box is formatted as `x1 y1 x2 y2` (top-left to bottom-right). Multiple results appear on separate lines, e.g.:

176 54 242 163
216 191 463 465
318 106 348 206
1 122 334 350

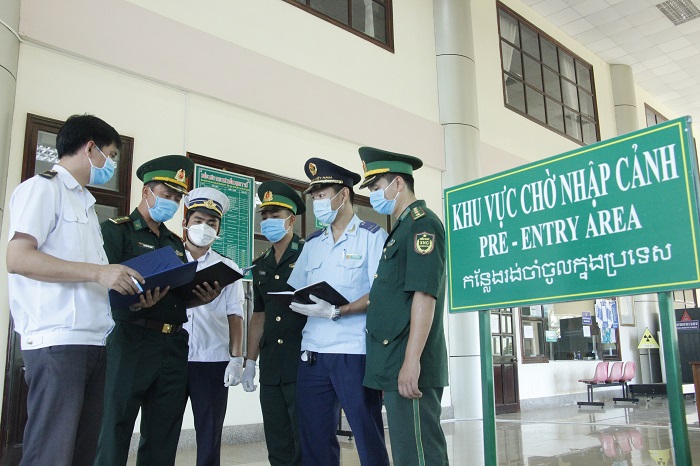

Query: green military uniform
359 147 449 466
95 155 194 466
252 181 306 466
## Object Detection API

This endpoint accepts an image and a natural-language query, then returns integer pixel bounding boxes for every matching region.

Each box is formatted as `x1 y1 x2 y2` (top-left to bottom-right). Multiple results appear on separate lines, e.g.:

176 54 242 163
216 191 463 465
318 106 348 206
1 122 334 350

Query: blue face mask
313 190 344 225
370 177 399 215
260 215 291 243
88 145 116 185
146 187 180 223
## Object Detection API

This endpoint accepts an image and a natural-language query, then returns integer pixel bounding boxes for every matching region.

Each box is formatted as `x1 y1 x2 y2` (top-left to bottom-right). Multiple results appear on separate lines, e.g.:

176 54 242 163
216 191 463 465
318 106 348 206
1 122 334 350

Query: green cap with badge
258 180 306 215
136 155 194 195
358 146 423 189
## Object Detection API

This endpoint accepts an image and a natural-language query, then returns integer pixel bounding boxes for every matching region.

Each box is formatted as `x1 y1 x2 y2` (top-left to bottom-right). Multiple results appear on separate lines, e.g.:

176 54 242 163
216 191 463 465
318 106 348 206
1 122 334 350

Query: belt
129 318 183 334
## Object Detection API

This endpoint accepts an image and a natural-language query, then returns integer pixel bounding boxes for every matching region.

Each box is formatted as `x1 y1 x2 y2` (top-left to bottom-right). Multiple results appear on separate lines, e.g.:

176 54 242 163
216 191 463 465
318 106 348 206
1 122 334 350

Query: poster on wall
595 299 618 343
194 165 254 279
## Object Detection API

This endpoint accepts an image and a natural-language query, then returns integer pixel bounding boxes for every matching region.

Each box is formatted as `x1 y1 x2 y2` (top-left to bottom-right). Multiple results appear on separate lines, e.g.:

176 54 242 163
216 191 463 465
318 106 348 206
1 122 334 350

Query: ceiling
520 0 700 126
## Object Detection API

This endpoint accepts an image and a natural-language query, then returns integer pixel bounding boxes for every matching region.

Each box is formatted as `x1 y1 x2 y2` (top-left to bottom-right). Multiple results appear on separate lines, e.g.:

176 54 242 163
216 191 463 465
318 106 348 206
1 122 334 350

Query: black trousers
21 345 106 466
186 361 229 466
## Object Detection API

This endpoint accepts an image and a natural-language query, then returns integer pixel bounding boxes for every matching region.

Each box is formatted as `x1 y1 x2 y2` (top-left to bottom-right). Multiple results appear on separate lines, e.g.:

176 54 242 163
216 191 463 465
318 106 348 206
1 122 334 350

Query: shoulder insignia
306 229 325 241
38 170 58 179
253 248 271 263
109 216 132 224
414 232 435 255
359 221 381 233
410 206 426 220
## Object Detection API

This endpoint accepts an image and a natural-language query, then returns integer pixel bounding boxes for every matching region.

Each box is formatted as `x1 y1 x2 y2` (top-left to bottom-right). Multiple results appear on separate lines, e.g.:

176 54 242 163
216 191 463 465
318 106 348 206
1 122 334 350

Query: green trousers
383 387 449 466
95 321 189 466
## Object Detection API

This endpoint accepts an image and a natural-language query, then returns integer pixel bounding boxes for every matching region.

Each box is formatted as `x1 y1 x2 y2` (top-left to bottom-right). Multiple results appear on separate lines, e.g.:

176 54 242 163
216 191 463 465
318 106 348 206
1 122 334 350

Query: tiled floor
128 398 700 465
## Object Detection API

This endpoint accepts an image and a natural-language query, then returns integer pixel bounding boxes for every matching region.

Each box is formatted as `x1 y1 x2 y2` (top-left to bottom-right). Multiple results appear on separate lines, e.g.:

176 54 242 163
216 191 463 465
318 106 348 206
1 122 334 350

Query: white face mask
186 223 219 247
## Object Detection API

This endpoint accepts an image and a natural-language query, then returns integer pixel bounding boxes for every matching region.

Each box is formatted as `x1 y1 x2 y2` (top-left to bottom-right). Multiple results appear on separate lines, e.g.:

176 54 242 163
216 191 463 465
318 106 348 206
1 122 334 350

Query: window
520 300 621 364
673 289 699 309
284 0 393 51
645 104 668 127
23 114 134 222
497 3 599 145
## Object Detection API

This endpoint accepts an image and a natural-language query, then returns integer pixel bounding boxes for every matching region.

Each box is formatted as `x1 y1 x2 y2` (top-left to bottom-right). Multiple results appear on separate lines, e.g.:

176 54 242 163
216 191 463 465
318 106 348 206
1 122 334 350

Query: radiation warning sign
638 327 660 349
649 449 671 466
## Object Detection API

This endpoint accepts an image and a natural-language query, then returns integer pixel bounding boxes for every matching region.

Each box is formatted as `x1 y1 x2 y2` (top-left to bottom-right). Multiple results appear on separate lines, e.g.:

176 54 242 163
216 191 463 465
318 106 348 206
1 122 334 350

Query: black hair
323 184 355 204
56 114 121 159
382 173 415 193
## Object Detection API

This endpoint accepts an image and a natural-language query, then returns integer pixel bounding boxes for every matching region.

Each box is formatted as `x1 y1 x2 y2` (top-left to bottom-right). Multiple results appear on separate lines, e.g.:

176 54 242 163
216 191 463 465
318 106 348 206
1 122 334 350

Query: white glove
224 356 244 387
289 295 335 319
241 359 257 392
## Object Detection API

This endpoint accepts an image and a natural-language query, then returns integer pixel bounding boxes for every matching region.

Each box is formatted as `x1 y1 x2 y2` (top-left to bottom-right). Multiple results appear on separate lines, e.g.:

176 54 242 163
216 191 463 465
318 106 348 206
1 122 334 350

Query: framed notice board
194 164 254 278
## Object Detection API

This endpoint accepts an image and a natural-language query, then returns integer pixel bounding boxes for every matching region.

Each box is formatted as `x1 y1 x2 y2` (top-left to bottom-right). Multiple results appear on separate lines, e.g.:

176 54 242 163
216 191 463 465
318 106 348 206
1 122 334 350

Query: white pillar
610 64 639 136
0 0 20 230
434 0 483 419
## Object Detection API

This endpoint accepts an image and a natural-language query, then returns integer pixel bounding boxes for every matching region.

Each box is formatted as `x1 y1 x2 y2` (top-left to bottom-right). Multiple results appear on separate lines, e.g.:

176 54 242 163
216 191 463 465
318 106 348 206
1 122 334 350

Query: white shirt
7 165 113 350
288 214 387 354
183 248 245 362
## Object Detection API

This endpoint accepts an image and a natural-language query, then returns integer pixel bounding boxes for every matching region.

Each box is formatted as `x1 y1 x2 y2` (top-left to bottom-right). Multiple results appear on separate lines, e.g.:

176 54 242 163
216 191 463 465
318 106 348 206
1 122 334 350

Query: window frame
519 303 622 364
645 104 668 127
520 306 550 364
22 113 134 217
497 2 600 145
283 0 394 52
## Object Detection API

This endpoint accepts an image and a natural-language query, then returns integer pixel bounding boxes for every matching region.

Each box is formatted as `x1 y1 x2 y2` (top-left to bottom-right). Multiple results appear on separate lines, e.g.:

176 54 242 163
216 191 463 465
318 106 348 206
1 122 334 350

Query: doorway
491 308 520 414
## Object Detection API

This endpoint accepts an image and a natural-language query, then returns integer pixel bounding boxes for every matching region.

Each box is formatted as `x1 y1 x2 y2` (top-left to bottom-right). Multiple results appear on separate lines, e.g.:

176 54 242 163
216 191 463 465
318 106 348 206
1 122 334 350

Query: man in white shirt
182 187 245 466
6 114 143 466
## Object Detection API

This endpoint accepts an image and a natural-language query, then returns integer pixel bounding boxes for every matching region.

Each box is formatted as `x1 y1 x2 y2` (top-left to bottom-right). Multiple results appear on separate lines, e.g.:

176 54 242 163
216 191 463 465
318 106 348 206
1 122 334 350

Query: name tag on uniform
345 253 362 260
260 271 267 276
137 242 155 250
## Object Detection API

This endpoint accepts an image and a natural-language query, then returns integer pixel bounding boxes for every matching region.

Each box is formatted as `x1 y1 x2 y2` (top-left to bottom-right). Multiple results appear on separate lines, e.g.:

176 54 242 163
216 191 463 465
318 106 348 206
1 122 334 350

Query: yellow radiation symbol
308 162 318 176
649 449 670 466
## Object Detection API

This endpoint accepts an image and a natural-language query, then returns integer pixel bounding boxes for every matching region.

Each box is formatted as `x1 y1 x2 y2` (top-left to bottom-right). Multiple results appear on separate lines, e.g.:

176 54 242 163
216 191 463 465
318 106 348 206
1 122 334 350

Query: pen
131 276 144 293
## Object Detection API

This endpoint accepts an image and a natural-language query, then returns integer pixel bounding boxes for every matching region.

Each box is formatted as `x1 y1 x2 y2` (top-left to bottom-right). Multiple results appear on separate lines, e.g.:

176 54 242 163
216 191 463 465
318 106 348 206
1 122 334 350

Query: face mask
146 187 180 223
313 190 344 225
370 177 399 215
260 215 291 243
186 223 219 247
88 145 116 185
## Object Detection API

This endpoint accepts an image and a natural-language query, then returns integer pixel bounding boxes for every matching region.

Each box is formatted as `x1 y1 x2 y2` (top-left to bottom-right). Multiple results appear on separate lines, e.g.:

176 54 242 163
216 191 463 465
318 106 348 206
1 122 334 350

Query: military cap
303 157 361 194
258 180 306 215
358 146 423 189
136 155 194 195
184 187 230 219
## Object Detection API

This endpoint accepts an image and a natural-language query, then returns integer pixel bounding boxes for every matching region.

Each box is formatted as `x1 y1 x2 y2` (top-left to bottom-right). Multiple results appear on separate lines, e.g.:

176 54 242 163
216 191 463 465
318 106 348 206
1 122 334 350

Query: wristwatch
331 305 342 321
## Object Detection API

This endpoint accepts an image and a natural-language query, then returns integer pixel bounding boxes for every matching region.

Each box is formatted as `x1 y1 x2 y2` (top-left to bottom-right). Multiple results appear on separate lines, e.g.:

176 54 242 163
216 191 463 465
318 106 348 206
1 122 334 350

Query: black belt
128 318 183 334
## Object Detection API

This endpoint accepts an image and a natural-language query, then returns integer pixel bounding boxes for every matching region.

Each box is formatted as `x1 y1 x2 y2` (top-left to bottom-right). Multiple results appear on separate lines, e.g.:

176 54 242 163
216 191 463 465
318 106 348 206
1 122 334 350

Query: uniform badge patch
414 232 435 255
175 169 186 183
410 206 426 220
263 191 273 202
308 162 317 176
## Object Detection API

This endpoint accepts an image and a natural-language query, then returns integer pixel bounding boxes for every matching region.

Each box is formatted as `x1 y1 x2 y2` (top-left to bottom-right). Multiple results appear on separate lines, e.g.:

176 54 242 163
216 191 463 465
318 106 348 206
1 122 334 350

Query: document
268 281 349 307
108 246 198 307
172 263 254 302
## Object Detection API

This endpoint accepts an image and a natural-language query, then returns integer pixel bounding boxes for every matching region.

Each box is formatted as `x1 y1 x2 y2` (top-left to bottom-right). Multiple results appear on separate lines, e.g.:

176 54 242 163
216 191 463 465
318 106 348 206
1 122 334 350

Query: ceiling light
656 0 700 25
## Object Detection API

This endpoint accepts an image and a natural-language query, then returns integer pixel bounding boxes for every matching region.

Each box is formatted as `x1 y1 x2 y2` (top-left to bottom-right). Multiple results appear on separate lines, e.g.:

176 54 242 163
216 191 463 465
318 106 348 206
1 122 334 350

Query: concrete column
610 66 661 384
610 64 640 136
0 0 21 230
434 0 483 419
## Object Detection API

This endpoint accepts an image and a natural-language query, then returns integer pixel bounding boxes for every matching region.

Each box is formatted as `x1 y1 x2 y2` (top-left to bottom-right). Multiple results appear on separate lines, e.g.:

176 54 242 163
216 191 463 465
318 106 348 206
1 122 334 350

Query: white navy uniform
183 249 245 362
8 162 113 466
8 164 113 349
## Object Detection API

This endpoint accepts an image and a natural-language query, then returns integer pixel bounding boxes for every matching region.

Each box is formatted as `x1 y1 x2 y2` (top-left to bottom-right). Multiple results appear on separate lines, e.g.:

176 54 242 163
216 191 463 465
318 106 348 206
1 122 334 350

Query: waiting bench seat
577 361 639 408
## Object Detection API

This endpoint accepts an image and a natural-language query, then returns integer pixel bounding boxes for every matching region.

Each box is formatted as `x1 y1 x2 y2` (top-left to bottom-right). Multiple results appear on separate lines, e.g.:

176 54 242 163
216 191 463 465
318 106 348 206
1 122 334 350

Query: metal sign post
444 117 698 464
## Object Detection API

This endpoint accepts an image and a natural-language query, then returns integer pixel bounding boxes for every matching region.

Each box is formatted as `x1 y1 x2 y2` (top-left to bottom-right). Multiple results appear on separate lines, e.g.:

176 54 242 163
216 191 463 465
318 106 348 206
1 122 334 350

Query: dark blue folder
108 246 198 308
